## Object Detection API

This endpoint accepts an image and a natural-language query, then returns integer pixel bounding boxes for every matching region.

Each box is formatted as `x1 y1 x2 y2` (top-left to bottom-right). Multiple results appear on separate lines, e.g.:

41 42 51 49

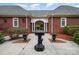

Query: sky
0 3 79 10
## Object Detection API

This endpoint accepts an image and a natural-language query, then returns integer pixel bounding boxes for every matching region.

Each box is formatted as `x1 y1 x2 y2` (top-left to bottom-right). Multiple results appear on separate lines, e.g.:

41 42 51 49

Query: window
61 17 67 27
13 18 19 27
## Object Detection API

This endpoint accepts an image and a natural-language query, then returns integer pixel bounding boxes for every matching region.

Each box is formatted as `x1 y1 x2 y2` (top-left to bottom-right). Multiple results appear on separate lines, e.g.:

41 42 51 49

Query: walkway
0 33 79 55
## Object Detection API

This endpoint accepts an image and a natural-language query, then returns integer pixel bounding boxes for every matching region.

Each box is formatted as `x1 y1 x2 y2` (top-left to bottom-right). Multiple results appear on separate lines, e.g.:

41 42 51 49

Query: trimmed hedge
73 32 79 45
64 26 79 36
0 33 5 44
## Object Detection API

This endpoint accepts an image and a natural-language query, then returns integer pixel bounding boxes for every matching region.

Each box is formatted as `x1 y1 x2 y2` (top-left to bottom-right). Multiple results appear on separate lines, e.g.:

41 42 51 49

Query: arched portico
31 19 48 32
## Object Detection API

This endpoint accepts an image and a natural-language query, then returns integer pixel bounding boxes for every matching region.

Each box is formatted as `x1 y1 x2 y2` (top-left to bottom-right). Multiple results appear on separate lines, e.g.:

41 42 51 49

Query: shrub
2 28 8 36
2 28 28 39
64 26 69 34
6 28 18 39
73 32 79 45
64 26 79 36
0 33 5 44
19 28 28 34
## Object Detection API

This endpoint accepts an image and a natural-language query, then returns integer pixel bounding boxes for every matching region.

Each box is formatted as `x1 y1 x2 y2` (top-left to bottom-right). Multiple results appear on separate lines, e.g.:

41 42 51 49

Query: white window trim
13 18 19 27
60 17 67 27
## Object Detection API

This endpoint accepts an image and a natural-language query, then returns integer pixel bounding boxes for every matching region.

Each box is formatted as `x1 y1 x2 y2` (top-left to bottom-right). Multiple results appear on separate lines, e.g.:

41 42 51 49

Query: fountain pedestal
34 32 45 51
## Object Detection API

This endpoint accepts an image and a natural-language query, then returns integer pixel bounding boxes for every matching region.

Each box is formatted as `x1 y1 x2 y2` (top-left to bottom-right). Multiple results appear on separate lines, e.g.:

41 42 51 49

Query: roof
53 5 79 16
0 6 29 17
29 5 79 17
0 5 79 17
28 10 52 17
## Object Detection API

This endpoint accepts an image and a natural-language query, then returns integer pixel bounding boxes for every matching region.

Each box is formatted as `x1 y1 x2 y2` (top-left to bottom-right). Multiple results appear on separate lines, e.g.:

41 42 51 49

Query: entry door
35 21 44 32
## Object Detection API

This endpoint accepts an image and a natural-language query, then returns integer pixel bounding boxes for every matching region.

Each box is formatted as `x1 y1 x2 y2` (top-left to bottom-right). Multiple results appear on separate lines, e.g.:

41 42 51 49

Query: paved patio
0 33 79 55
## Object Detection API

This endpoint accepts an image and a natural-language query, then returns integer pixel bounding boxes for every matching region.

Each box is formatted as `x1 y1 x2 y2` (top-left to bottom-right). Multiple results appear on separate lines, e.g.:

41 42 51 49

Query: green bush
0 33 5 44
64 26 69 34
20 28 28 34
64 26 79 36
2 28 28 39
73 32 79 45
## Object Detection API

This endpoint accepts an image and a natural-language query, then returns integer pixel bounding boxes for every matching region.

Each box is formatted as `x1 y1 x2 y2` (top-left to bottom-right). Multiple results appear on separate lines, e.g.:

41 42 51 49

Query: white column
34 23 35 32
44 23 45 32
46 23 47 32
32 23 33 32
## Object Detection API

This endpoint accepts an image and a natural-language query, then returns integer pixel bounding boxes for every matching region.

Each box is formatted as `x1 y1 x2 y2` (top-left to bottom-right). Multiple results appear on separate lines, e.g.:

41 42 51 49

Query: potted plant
23 33 27 41
20 28 28 41
52 33 56 42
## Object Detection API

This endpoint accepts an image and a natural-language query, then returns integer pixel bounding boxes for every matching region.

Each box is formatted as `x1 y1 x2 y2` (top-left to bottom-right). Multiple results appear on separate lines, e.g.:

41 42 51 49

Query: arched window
35 21 44 31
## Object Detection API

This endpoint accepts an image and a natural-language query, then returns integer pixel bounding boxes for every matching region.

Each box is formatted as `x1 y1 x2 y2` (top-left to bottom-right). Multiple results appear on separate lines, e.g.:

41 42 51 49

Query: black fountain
34 31 45 51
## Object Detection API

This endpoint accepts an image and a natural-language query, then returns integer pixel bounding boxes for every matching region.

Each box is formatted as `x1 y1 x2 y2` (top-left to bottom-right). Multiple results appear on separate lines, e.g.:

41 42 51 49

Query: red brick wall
0 17 28 32
27 17 32 33
0 18 5 31
19 17 26 28
53 17 79 34
0 17 79 33
48 17 51 33
5 17 12 28
53 17 63 33
67 17 79 26
0 17 12 31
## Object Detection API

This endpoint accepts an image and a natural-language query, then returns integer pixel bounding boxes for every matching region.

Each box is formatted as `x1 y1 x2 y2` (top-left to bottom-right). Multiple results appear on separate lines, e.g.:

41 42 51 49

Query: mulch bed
13 38 30 43
56 34 72 41
49 39 66 43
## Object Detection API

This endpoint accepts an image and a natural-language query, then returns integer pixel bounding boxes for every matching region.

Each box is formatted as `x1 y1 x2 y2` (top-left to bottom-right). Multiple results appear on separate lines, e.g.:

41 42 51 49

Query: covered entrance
35 21 44 32
31 19 48 32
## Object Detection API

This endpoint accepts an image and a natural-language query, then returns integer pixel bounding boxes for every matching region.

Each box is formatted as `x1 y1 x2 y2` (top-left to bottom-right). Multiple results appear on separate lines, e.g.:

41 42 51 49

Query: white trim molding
31 18 48 32
31 18 48 23
13 18 19 27
60 17 67 27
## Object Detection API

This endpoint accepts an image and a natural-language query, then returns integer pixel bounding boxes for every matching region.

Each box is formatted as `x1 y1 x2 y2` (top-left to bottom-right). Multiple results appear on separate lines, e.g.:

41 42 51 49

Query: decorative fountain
34 32 45 51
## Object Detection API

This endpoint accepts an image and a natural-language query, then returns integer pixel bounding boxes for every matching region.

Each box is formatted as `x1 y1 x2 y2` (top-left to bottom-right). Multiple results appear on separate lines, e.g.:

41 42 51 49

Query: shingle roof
0 6 29 17
0 5 79 17
29 5 79 17
53 5 79 16
28 10 52 17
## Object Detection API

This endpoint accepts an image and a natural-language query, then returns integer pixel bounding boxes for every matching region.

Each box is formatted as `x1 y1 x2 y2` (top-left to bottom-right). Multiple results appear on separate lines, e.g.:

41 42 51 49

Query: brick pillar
27 17 32 33
48 17 51 33
51 17 53 34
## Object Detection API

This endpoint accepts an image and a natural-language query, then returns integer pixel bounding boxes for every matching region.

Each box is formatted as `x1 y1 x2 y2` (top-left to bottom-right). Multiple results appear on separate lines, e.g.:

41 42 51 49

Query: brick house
0 5 79 34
